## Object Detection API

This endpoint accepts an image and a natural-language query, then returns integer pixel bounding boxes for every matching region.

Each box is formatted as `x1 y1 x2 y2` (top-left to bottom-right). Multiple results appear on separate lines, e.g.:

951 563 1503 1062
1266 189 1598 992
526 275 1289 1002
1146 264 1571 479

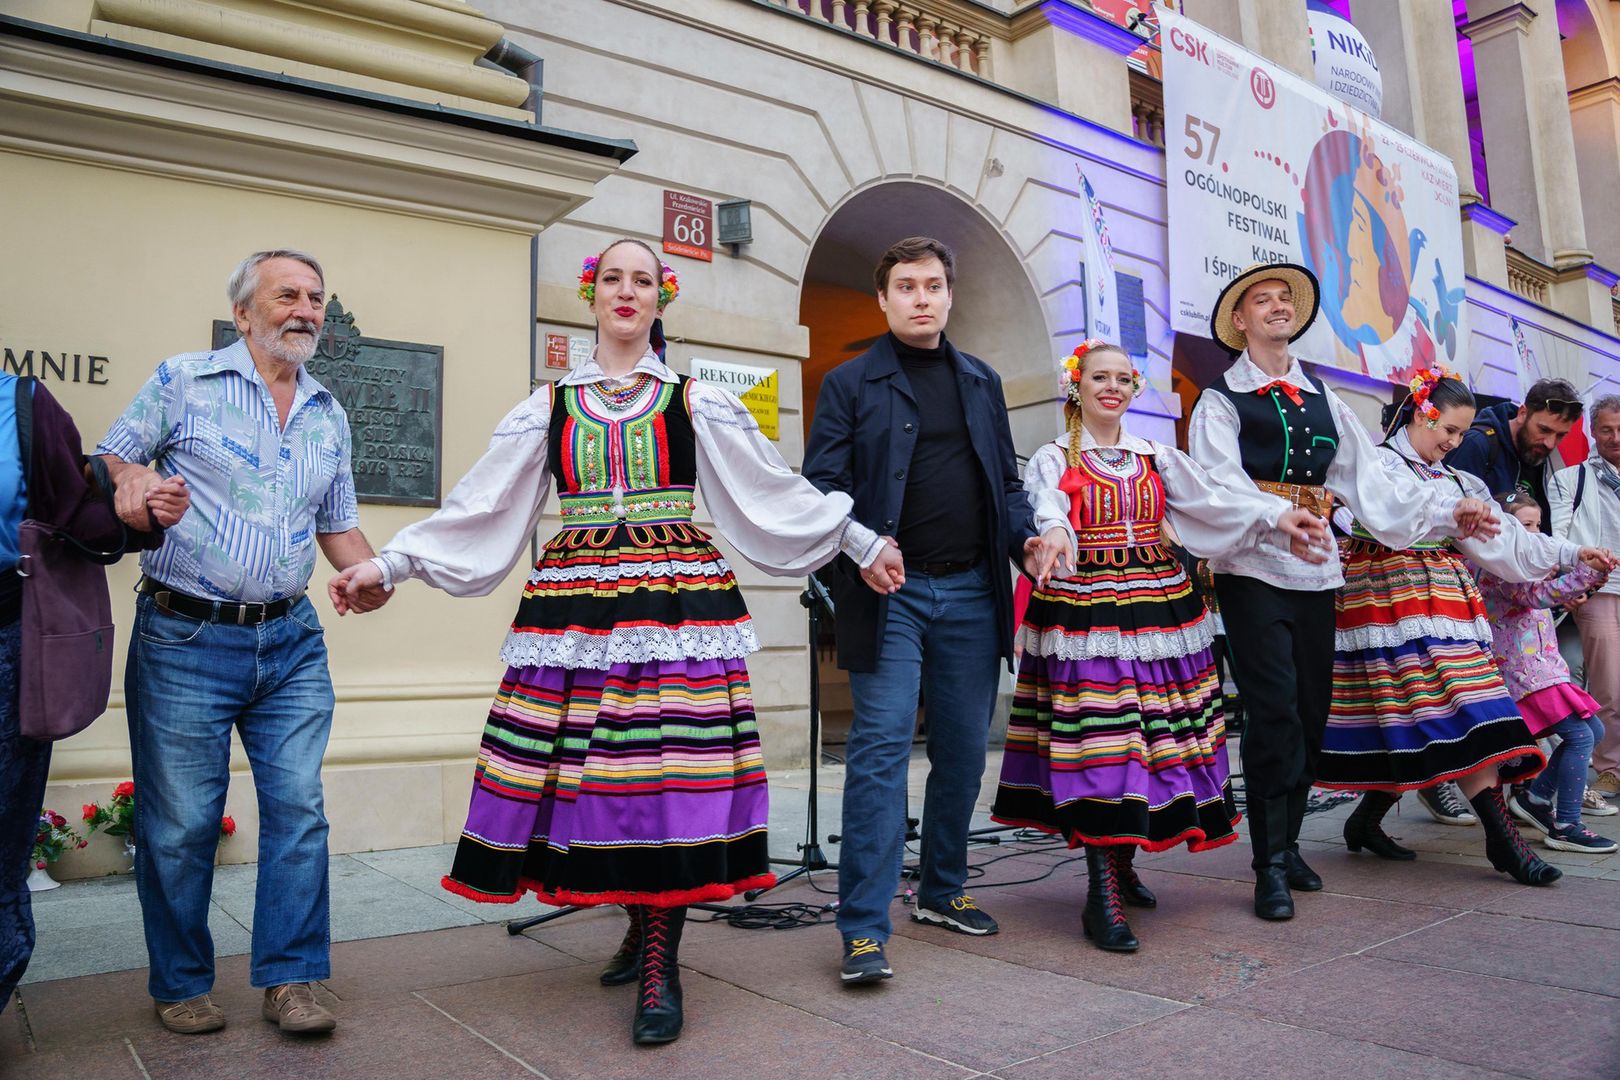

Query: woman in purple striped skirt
990 340 1326 952
332 239 902 1045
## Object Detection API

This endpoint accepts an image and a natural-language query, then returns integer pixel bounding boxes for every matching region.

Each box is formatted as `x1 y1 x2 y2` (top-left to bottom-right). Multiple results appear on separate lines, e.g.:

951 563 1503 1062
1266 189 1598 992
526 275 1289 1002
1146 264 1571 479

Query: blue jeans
1 620 51 1011
1529 712 1605 824
837 562 1003 942
127 594 334 1001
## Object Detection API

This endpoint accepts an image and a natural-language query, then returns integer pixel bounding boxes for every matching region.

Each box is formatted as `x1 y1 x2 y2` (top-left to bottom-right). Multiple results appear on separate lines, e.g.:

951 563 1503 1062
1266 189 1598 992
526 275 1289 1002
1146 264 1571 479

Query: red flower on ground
82 804 96 821
47 810 66 827
220 816 236 838
113 781 135 799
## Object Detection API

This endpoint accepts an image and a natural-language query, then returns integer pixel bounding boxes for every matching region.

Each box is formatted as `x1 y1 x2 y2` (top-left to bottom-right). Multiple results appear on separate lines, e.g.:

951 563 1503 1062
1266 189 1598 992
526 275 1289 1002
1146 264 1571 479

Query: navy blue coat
802 334 1036 672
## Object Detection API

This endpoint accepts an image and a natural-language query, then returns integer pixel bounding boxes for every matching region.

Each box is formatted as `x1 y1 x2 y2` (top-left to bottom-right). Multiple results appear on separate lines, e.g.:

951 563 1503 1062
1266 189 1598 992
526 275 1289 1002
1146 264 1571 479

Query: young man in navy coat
804 236 1067 985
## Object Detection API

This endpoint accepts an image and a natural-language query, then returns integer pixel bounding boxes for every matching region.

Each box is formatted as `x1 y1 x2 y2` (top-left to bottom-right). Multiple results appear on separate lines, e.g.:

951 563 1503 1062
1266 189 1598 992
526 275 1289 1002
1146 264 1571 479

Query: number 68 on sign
663 190 713 262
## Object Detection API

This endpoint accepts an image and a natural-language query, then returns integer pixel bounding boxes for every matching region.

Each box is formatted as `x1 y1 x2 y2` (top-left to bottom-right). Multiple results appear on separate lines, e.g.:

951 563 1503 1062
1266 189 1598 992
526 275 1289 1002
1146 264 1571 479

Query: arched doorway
796 180 1051 748
798 181 1054 444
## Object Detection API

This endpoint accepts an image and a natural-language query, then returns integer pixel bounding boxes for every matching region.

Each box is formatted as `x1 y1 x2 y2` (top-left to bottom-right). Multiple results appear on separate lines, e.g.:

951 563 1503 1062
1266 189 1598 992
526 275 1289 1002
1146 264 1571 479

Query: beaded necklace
589 372 652 411
1088 446 1133 473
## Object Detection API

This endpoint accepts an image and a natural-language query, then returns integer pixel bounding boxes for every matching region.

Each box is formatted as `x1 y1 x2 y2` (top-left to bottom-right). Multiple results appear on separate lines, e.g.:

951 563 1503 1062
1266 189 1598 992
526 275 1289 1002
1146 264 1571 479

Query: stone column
1462 1 1593 267
1568 78 1620 271
1178 0 1313 81
1003 3 1139 134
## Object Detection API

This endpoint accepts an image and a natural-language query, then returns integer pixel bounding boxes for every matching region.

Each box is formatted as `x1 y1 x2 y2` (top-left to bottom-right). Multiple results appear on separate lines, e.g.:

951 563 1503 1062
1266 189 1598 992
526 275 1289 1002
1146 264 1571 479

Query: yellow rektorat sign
691 357 779 440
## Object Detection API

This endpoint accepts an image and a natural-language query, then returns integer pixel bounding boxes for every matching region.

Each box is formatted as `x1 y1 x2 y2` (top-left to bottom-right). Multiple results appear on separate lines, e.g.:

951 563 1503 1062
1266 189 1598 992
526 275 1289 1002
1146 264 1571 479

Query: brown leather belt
1256 480 1334 519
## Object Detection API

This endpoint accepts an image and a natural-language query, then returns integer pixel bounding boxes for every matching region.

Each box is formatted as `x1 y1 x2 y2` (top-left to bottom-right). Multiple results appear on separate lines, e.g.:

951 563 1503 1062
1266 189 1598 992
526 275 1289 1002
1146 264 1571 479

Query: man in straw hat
1186 262 1498 921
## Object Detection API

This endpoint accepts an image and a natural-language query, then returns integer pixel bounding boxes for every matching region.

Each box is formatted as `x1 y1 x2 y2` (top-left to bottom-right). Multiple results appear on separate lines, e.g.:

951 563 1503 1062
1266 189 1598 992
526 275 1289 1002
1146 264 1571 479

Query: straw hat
1209 262 1320 354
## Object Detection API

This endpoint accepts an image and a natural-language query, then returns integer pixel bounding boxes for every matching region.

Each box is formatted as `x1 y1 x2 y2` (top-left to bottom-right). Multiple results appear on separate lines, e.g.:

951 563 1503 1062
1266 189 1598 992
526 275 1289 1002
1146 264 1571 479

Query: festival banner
1160 5 1466 385
1077 164 1121 345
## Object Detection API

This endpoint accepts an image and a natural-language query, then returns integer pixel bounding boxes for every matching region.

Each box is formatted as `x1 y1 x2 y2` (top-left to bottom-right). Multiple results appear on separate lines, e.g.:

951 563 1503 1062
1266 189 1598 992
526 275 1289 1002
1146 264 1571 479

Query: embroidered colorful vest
1060 450 1167 565
1205 374 1338 485
547 376 698 531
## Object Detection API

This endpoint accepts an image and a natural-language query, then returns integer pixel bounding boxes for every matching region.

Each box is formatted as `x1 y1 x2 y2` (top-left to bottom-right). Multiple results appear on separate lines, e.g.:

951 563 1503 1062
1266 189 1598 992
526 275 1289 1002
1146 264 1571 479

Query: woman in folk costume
330 239 901 1045
990 340 1329 952
1320 366 1614 886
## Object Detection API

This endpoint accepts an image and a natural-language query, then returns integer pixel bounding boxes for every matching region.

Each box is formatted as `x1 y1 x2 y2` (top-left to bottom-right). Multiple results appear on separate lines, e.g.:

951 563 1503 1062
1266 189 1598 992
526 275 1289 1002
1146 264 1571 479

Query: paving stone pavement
5 748 1619 1078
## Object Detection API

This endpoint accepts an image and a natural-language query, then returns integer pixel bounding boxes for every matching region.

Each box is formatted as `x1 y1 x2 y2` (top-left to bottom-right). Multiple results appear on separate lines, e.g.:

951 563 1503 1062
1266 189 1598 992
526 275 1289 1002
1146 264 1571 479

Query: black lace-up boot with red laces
600 905 644 986
632 906 687 1045
1081 847 1139 952
1470 787 1563 887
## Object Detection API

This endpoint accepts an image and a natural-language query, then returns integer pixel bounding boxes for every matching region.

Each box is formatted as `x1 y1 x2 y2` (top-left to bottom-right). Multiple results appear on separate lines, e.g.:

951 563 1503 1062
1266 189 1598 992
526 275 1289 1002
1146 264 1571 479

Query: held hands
1577 547 1619 576
860 536 906 595
1278 508 1332 565
1452 498 1500 541
327 560 392 616
1023 527 1076 588
144 475 190 529
114 465 189 530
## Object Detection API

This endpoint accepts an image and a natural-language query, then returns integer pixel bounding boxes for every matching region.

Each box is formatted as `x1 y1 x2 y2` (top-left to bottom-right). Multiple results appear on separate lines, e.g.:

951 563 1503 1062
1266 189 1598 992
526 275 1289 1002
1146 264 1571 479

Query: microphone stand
744 572 837 899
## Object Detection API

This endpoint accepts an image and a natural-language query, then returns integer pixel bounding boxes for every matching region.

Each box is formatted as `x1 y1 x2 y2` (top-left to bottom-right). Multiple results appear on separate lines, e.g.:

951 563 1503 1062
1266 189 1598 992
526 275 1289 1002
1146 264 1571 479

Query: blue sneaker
840 937 892 985
912 894 999 936
1545 821 1618 854
1508 790 1556 836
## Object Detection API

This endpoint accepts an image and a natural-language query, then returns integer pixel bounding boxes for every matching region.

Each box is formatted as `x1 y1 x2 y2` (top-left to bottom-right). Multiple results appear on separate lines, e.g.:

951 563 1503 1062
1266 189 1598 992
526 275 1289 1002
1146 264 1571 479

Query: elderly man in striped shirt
98 250 388 1037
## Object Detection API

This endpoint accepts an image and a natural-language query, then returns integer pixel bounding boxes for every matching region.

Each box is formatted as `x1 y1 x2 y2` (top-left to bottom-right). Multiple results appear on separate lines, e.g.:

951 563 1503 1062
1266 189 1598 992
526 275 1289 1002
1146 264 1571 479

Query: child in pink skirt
1476 495 1617 853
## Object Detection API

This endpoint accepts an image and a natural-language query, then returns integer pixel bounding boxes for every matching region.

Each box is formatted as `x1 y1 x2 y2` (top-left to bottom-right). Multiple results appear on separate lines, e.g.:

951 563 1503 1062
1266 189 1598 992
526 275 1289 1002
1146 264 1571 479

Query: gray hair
227 249 324 310
1592 395 1620 421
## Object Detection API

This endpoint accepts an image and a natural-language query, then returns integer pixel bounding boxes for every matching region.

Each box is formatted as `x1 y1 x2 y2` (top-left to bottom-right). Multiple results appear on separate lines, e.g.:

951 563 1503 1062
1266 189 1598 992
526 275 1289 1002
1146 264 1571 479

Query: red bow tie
1257 380 1303 407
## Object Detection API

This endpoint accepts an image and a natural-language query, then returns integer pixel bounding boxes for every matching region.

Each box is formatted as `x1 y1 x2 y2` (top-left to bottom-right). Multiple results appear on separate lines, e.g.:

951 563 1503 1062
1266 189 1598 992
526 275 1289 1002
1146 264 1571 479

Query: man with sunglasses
1447 378 1584 535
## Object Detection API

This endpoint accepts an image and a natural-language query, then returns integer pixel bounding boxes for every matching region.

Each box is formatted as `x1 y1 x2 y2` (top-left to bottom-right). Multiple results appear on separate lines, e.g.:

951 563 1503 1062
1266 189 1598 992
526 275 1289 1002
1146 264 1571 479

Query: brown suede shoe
262 982 337 1034
154 994 226 1034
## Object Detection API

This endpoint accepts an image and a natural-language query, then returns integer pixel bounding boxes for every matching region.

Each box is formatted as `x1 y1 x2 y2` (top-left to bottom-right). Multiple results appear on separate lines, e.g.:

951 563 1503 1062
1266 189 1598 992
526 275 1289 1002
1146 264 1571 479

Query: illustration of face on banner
1160 6 1465 385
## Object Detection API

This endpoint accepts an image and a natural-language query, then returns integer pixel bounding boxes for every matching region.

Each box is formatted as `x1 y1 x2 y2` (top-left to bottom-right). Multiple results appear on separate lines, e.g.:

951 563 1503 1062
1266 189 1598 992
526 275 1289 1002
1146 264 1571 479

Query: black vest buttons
895 470 905 479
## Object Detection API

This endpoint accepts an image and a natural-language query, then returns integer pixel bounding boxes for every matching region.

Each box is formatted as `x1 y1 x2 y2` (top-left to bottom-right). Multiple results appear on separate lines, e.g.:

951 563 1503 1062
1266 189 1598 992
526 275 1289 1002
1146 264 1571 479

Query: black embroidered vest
1204 373 1338 485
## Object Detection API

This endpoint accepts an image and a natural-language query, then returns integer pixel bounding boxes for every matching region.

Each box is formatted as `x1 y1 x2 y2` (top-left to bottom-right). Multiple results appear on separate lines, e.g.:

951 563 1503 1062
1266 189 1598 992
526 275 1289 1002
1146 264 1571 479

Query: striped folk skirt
1318 540 1543 790
440 522 775 907
991 544 1240 852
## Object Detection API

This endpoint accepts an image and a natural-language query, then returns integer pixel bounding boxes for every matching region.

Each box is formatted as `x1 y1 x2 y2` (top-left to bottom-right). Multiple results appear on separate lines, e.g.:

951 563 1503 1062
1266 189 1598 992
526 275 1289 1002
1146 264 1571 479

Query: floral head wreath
1060 339 1140 468
1059 339 1140 403
1407 363 1462 428
577 254 681 311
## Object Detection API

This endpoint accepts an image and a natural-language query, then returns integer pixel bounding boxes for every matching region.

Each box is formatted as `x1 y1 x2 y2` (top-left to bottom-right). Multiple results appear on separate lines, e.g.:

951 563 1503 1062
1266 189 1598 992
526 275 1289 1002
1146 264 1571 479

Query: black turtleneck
891 333 988 565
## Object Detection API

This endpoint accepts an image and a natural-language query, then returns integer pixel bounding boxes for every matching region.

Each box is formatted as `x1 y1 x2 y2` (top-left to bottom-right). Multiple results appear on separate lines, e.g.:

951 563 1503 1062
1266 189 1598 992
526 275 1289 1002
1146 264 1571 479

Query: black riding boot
1282 784 1323 890
1115 845 1157 908
1343 792 1416 860
632 906 687 1045
1081 848 1139 952
1250 796 1294 920
1470 787 1562 887
600 905 644 985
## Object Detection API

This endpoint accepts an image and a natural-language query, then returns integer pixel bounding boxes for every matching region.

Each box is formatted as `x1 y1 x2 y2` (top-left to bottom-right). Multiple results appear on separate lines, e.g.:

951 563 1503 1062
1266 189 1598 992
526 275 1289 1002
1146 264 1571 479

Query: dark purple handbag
17 519 119 741
13 376 124 742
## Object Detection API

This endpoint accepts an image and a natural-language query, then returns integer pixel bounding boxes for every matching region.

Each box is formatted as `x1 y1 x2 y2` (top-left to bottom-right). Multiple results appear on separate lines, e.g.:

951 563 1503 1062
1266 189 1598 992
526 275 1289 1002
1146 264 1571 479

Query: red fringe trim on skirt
988 814 1243 854
1313 745 1546 793
439 873 777 909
